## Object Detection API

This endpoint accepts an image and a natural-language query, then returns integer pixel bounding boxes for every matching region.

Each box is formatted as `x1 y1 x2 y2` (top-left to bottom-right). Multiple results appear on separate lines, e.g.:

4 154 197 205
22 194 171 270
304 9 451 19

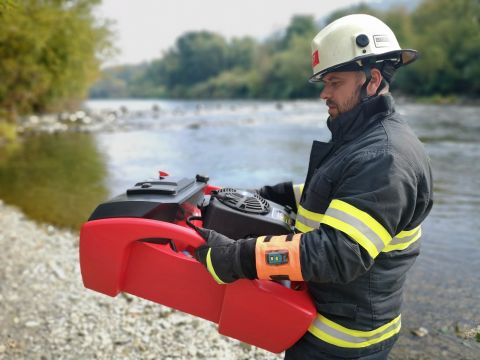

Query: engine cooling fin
214 188 270 215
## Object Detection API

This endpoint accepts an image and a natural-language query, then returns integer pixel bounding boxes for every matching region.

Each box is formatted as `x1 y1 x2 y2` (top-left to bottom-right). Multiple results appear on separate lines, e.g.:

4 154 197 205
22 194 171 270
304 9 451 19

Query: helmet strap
375 61 389 96
360 65 372 102
376 78 387 95
360 60 387 102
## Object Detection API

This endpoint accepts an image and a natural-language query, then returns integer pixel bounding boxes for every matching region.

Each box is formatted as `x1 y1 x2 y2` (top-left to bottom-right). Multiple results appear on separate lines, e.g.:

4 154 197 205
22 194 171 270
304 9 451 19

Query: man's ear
367 68 383 96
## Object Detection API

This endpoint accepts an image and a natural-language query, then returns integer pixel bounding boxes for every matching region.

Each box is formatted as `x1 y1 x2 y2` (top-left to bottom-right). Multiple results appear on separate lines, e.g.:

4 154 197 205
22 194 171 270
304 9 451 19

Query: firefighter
195 14 433 359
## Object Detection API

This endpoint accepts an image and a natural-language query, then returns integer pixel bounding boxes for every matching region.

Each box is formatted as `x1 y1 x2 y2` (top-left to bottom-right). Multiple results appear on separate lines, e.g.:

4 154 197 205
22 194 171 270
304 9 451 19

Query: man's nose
320 85 329 100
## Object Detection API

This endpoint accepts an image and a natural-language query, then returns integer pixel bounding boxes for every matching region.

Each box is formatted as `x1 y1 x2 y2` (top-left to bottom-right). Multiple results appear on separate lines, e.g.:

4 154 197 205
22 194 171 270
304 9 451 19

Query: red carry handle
80 218 205 296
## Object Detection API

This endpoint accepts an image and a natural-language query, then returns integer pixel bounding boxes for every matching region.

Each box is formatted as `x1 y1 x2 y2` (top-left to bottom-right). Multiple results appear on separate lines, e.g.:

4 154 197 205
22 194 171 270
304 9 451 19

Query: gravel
0 200 282 360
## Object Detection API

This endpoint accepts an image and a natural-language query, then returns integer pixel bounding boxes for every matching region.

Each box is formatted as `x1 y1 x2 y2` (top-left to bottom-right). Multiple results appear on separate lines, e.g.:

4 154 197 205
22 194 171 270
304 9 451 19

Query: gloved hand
194 228 256 284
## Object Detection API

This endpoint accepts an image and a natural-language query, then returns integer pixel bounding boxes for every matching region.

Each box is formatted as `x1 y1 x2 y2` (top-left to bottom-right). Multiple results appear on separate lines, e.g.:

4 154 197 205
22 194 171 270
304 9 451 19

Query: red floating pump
79 174 316 353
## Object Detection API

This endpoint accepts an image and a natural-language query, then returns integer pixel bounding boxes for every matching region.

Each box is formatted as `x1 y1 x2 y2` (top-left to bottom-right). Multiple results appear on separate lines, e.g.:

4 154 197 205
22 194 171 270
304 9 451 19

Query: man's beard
327 85 362 119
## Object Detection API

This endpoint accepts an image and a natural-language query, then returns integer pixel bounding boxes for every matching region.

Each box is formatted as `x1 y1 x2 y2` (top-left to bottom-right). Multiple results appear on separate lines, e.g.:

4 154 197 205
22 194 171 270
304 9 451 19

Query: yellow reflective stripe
298 205 324 223
308 314 401 348
396 225 421 238
295 197 421 253
295 220 314 233
383 226 422 252
321 215 380 258
293 183 304 205
206 248 225 285
322 200 392 258
322 314 400 337
329 200 391 244
295 205 324 233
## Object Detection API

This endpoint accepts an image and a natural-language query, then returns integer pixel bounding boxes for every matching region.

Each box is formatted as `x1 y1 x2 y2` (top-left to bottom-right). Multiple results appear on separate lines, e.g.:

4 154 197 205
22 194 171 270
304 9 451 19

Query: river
1 98 479 358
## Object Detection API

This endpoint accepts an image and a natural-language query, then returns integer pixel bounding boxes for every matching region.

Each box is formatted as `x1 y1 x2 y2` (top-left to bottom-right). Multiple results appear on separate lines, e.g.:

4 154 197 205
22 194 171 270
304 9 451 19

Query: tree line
90 15 321 100
91 0 480 100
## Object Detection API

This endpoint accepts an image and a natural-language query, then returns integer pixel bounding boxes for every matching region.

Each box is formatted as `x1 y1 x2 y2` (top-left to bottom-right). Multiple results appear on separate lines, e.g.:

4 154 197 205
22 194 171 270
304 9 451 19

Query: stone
47 225 55 235
411 327 429 337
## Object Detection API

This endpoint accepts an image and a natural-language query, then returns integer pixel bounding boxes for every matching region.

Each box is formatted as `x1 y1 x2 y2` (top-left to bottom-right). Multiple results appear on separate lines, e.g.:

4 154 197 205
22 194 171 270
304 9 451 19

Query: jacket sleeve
299 150 419 284
258 181 299 212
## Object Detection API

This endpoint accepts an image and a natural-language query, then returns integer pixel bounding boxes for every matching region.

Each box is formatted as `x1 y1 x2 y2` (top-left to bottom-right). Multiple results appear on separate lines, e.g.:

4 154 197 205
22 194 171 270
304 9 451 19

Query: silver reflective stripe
390 227 421 245
383 226 421 252
308 314 402 348
325 207 386 253
295 213 321 229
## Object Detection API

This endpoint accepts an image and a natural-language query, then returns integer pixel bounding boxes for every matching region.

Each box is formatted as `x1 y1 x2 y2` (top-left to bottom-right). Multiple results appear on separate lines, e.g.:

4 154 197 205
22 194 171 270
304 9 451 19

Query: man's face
320 71 364 119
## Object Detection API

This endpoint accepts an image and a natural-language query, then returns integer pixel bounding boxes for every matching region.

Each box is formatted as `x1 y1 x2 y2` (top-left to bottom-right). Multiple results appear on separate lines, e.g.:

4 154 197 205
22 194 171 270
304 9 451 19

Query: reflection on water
1 99 479 357
0 132 108 229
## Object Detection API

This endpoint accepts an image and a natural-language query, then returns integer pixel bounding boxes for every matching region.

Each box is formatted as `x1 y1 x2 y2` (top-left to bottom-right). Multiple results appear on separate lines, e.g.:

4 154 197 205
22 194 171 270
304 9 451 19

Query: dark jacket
260 94 433 357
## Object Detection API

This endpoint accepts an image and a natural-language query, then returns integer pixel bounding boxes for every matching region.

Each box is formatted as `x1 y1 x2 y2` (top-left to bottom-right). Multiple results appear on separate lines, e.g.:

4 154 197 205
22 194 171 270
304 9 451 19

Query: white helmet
310 14 417 82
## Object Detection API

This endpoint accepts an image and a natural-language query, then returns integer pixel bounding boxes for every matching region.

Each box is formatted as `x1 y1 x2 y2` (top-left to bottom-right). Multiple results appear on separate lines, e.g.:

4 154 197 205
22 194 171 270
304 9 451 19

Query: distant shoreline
6 94 478 146
85 94 480 106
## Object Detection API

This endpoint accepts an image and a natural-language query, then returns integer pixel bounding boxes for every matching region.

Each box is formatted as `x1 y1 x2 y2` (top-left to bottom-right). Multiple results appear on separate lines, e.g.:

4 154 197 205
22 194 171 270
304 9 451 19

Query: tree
172 31 229 86
255 15 319 99
283 15 318 49
407 0 480 95
0 0 113 122
227 36 256 70
261 35 318 99
138 31 230 97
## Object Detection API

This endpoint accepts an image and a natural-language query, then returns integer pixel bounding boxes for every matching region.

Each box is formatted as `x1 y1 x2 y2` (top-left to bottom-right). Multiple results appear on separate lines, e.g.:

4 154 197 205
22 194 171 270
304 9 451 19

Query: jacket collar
327 94 395 142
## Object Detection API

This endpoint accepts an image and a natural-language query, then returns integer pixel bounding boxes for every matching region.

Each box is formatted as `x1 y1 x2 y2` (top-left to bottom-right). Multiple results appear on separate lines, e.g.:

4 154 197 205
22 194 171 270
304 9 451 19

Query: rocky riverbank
0 200 281 360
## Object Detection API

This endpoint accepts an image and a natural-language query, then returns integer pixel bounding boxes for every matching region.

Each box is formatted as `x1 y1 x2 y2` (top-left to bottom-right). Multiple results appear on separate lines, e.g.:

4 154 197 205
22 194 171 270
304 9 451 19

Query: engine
88 174 295 239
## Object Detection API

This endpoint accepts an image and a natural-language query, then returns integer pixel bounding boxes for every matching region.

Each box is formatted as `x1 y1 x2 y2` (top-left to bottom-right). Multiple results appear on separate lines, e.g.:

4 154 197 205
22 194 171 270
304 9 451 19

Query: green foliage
187 69 259 99
90 0 480 100
282 15 318 49
0 0 113 121
227 37 256 70
406 0 480 96
261 35 318 99
165 31 229 88
89 63 148 98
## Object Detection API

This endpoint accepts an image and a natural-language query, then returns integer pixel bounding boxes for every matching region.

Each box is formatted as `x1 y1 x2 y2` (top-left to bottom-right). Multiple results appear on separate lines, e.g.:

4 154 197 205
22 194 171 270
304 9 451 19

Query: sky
95 0 371 67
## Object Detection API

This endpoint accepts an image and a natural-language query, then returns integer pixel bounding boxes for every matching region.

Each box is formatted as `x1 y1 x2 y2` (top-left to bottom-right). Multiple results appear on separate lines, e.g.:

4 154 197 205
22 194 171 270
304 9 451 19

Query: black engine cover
87 174 294 241
88 176 206 223
202 189 294 239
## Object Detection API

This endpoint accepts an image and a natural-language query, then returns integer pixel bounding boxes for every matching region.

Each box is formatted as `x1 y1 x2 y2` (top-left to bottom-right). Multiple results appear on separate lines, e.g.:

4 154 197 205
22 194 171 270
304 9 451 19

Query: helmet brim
309 49 418 83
